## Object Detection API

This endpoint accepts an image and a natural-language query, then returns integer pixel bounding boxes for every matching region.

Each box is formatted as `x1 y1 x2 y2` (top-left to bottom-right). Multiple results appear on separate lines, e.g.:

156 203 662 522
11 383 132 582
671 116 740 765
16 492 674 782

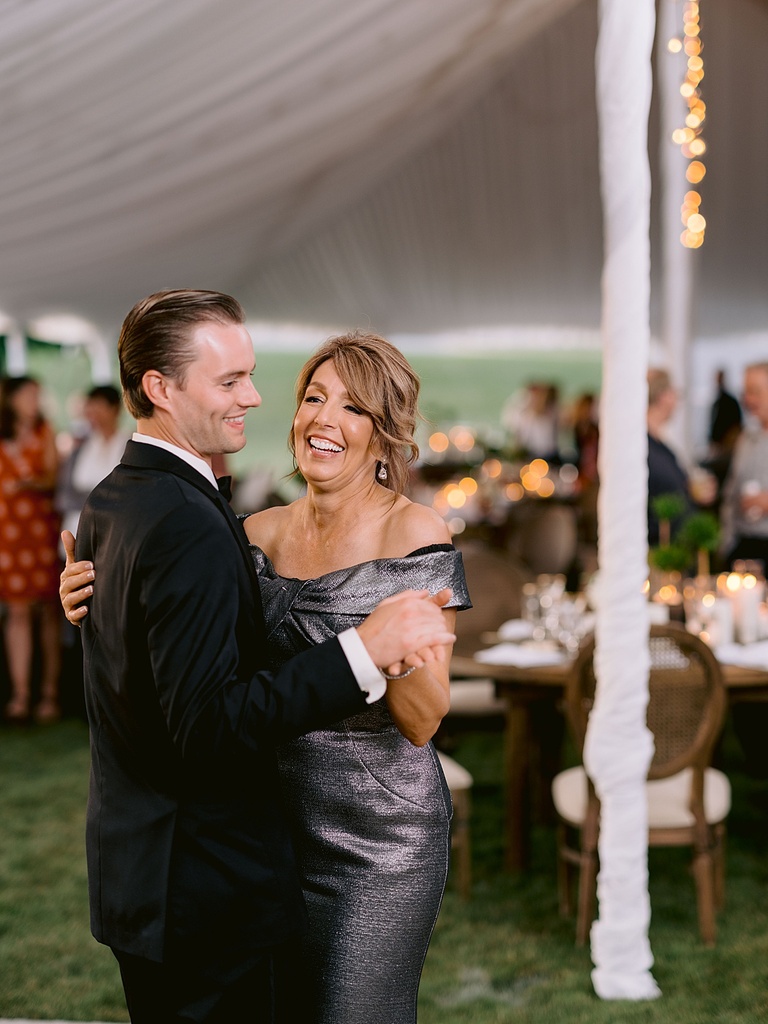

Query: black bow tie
216 475 233 501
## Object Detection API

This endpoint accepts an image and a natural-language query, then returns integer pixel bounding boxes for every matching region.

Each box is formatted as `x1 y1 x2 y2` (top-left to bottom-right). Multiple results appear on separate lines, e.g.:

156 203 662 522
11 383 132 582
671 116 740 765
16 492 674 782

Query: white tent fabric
0 0 766 340
585 0 658 999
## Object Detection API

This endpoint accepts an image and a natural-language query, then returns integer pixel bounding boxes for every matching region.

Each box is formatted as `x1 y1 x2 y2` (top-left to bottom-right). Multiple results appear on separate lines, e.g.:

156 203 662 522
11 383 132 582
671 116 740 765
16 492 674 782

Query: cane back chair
551 623 730 946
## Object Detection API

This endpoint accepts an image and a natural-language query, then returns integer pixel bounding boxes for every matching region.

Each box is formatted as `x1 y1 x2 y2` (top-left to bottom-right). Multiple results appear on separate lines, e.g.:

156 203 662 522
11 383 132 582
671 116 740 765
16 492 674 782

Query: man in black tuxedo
67 289 454 1022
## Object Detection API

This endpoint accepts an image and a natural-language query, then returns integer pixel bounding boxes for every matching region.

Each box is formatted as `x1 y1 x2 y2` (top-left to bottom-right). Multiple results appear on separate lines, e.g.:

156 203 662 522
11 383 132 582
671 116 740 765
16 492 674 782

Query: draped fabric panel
0 0 765 339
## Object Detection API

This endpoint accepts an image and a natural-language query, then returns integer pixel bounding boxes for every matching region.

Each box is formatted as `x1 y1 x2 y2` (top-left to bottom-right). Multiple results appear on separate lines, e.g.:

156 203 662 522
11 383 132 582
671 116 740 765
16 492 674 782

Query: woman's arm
382 502 455 746
385 608 454 746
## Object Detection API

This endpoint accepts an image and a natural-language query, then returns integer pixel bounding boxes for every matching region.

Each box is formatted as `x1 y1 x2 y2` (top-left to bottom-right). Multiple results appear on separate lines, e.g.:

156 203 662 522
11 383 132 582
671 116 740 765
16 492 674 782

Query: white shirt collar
131 432 218 489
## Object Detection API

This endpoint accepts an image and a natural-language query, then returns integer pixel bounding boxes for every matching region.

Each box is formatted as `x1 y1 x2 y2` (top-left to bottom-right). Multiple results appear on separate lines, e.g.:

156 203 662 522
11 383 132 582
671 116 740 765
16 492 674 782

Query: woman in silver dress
61 331 470 1023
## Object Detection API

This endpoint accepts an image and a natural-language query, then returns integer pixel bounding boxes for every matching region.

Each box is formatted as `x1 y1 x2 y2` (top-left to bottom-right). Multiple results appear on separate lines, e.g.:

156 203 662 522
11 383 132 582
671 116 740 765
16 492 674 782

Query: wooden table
451 650 768 872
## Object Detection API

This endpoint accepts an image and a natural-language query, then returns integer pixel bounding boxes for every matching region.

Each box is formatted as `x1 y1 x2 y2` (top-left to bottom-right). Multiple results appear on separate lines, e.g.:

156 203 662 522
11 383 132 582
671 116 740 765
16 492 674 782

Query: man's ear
141 370 171 411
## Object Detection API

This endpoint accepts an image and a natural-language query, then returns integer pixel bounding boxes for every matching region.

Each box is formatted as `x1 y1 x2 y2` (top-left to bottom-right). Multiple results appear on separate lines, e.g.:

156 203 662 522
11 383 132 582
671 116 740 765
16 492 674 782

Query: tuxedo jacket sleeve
76 442 368 967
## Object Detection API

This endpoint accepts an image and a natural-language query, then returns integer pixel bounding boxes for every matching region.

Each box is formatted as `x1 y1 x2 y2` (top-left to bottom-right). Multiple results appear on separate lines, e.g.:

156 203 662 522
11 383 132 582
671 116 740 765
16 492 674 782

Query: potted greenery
650 493 688 548
678 511 721 577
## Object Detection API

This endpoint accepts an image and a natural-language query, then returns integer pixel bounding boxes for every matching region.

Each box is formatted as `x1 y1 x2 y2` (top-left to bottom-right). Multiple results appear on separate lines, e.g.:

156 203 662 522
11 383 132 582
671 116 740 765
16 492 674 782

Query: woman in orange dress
0 376 61 722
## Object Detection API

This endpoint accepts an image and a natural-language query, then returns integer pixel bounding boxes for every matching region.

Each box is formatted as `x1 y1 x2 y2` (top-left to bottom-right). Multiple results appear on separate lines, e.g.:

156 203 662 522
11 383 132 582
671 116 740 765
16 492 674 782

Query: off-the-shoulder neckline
250 542 456 583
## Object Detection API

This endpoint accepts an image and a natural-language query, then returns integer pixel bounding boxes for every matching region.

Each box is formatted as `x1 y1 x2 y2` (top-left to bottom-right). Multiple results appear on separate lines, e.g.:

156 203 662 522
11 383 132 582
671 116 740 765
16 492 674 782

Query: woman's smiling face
292 359 378 488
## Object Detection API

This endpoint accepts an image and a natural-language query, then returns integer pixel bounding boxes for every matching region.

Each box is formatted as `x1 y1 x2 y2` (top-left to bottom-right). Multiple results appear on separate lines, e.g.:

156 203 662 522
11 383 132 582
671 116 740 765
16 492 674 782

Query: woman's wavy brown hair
289 331 421 494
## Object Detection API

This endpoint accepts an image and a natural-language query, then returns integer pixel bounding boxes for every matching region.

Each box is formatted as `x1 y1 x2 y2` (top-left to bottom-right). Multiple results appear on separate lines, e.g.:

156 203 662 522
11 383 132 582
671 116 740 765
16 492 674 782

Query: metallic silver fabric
253 543 471 1024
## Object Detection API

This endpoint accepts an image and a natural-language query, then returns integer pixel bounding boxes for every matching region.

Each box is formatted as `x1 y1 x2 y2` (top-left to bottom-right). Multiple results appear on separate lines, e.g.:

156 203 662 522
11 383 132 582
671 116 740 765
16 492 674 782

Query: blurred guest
55 384 130 718
719 362 768 777
646 369 717 546
647 369 692 545
709 368 743 455
704 369 743 505
571 392 599 544
57 384 130 541
720 362 768 570
502 381 560 462
0 376 61 723
572 392 599 488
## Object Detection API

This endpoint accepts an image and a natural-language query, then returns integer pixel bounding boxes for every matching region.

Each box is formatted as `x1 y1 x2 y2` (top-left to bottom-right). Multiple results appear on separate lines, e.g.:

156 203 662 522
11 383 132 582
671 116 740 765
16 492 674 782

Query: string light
669 1 707 247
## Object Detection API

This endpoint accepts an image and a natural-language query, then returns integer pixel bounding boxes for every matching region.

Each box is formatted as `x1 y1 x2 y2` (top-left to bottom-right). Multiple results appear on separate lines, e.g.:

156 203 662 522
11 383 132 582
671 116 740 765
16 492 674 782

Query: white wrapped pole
584 0 661 1000
657 0 695 458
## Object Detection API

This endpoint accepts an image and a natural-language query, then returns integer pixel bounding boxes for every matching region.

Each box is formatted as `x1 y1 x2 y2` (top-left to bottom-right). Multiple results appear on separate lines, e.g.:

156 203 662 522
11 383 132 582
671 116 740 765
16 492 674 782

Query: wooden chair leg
713 824 726 911
556 822 573 917
692 848 717 947
451 789 472 901
575 801 600 946
575 848 598 946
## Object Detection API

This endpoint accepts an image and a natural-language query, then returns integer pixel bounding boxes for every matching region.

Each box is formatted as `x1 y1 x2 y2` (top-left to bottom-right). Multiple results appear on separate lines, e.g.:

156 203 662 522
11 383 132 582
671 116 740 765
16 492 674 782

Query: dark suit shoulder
86 460 220 518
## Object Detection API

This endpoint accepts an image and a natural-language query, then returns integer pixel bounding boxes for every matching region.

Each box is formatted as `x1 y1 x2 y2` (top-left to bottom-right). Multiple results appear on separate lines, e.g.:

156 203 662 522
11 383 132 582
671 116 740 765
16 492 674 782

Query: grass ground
0 718 766 1023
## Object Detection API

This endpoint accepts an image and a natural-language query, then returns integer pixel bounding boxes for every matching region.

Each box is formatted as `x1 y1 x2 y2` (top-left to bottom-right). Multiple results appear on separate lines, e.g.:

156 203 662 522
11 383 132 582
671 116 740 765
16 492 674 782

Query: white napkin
714 640 768 670
496 619 535 642
474 642 568 667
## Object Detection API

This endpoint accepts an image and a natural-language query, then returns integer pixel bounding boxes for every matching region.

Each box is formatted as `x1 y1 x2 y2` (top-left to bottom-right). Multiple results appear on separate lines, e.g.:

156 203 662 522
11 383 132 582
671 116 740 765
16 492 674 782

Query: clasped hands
59 529 455 678
354 587 455 678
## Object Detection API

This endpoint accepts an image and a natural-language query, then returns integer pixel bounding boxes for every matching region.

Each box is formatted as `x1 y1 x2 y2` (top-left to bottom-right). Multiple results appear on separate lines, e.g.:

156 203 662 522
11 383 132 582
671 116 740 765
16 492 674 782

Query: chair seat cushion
437 751 473 791
448 679 507 715
552 765 731 829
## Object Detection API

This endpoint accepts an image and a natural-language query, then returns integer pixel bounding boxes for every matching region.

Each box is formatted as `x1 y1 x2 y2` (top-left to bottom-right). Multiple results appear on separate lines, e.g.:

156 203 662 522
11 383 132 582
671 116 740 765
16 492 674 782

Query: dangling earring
377 462 388 481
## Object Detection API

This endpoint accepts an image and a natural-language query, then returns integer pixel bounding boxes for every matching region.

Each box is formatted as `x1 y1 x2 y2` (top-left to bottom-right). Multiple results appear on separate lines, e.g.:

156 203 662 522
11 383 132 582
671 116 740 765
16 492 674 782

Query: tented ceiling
1 0 766 339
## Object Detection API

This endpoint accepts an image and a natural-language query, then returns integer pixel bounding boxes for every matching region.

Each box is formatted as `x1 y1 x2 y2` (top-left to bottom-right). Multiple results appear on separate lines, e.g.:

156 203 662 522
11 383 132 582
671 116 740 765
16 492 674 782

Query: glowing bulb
689 138 706 156
529 458 549 476
459 477 478 495
686 161 706 183
684 190 701 206
449 426 475 453
429 432 449 453
667 37 682 53
537 478 555 498
681 229 704 249
505 482 524 502
687 212 706 232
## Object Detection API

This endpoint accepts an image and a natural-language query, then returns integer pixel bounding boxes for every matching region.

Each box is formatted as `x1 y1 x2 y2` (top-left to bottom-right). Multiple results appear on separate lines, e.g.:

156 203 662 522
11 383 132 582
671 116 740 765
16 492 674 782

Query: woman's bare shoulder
387 497 452 552
242 503 295 548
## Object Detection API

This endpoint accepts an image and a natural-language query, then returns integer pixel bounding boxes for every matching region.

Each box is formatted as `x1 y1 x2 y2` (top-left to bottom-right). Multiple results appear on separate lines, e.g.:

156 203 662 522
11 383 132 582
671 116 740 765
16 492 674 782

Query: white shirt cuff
338 627 387 704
